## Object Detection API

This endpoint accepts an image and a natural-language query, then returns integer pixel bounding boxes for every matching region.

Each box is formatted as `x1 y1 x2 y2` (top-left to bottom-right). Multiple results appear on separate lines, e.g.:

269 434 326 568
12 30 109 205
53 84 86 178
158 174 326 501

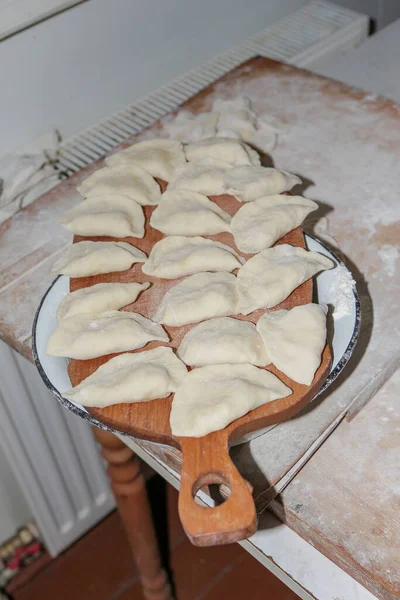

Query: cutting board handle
178 434 257 546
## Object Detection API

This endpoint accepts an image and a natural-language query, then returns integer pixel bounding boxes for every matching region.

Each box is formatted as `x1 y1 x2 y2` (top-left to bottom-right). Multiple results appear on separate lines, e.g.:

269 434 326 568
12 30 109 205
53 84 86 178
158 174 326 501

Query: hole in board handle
192 473 232 507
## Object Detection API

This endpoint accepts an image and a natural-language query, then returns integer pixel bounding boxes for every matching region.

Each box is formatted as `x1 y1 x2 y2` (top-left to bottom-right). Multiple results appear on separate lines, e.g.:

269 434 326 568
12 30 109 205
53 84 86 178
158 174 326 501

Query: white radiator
58 0 368 174
0 340 115 556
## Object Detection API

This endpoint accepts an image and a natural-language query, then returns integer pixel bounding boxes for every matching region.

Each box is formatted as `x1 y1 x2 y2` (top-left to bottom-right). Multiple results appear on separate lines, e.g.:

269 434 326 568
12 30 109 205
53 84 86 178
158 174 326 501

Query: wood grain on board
67 184 331 545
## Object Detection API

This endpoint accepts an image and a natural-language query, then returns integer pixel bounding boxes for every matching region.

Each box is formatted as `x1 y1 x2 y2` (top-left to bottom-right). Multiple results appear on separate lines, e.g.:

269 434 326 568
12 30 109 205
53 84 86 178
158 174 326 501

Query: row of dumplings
61 136 316 256
58 303 327 437
51 239 332 322
165 96 283 152
47 135 332 437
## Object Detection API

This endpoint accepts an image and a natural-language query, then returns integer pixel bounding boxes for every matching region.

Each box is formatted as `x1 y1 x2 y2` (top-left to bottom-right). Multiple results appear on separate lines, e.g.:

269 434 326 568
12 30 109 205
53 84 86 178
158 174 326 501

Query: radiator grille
58 1 368 175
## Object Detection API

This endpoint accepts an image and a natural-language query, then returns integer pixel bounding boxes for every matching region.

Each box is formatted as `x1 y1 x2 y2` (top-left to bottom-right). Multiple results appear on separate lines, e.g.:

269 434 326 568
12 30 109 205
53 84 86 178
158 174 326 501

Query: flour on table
378 244 398 277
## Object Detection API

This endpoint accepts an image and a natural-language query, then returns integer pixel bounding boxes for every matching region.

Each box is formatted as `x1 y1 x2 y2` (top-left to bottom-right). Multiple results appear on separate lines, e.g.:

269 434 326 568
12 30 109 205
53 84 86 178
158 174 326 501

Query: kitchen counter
1 19 399 600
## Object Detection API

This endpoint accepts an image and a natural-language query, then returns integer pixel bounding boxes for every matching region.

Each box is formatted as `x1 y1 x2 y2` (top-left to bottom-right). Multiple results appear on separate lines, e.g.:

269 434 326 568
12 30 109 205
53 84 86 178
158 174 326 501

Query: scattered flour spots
378 244 398 277
363 93 378 102
325 265 356 319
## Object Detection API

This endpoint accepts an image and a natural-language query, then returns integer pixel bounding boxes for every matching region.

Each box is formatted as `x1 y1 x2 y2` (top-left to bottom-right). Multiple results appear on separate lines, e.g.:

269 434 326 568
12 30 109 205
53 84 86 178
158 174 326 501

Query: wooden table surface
0 57 399 599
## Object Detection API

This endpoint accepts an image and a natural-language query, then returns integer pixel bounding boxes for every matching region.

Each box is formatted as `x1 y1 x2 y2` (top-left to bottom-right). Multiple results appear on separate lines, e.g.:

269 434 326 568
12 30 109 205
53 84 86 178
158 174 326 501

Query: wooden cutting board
68 177 331 545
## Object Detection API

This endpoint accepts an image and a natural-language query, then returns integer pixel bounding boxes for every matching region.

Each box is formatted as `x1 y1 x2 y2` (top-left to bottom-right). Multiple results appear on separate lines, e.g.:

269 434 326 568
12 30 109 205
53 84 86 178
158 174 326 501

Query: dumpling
154 272 238 327
184 137 260 167
164 111 219 143
245 129 276 154
168 160 228 196
77 165 161 206
177 317 267 367
257 304 327 385
105 139 186 181
231 195 318 254
47 310 168 359
52 241 146 277
170 364 291 437
237 245 334 314
57 282 150 321
61 194 145 238
142 236 243 279
224 166 301 202
215 98 257 140
150 190 231 236
63 347 187 408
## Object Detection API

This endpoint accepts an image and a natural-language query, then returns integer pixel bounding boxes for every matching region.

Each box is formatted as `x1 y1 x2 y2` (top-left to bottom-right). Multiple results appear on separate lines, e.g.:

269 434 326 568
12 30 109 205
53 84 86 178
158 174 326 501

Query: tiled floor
10 478 299 600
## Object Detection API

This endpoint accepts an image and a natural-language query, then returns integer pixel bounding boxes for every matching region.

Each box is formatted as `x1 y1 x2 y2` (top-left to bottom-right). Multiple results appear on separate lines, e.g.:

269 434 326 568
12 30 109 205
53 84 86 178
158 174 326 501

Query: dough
224 166 301 202
170 364 291 437
63 347 187 407
47 310 168 359
150 189 231 236
165 111 218 143
257 304 327 385
57 282 150 321
52 241 146 277
177 317 267 367
246 129 276 154
211 97 276 152
142 236 243 279
217 107 256 140
231 195 318 254
61 194 145 238
105 138 186 181
168 160 228 196
184 137 260 167
237 244 333 314
77 165 161 206
154 271 238 327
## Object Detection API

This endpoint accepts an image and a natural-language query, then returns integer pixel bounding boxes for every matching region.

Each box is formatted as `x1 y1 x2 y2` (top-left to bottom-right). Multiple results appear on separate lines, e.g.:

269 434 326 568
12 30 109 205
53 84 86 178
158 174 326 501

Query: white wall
0 452 32 542
2 0 400 157
0 0 310 156
333 0 400 29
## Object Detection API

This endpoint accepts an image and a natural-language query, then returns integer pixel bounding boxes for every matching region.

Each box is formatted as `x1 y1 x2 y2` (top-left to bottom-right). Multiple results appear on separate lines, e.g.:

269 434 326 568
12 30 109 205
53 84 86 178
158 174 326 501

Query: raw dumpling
57 282 150 321
237 244 333 314
52 241 146 277
165 111 219 143
224 166 301 202
214 97 257 140
154 272 238 327
61 194 145 238
168 160 228 196
150 190 231 236
77 165 161 206
63 347 187 407
184 137 260 167
177 317 267 367
47 310 168 359
257 304 327 385
231 195 318 254
105 139 186 181
142 236 243 279
170 364 291 437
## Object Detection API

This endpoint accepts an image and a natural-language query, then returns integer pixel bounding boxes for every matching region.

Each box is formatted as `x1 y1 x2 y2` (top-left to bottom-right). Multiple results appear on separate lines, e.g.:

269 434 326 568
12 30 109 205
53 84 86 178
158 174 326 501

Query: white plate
32 234 361 444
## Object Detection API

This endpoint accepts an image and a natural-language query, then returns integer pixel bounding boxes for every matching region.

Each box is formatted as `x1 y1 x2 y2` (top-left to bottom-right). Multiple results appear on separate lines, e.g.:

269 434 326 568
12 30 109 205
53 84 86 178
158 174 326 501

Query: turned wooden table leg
93 427 172 600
